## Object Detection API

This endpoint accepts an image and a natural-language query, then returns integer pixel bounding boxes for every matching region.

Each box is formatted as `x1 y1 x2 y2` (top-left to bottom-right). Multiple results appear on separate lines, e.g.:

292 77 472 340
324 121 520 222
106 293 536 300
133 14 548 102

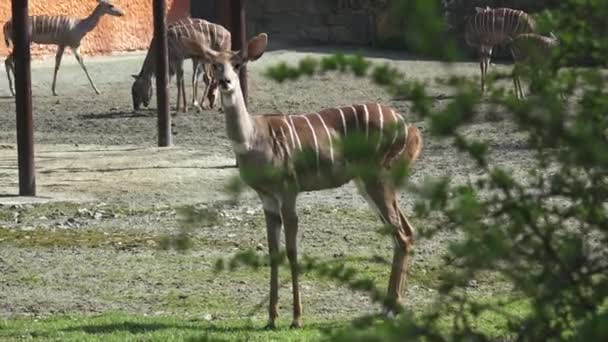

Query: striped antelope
131 18 231 112
181 33 423 329
3 0 124 96
464 6 536 92
509 33 560 99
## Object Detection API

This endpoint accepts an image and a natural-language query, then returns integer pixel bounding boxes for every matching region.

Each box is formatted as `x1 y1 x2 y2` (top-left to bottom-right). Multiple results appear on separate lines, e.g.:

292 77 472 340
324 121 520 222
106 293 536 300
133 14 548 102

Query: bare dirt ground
0 45 533 324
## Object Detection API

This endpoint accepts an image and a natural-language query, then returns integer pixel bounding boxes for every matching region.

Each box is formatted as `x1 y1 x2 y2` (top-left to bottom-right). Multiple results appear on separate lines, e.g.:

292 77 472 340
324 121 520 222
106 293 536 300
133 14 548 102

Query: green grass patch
0 312 339 341
0 296 530 341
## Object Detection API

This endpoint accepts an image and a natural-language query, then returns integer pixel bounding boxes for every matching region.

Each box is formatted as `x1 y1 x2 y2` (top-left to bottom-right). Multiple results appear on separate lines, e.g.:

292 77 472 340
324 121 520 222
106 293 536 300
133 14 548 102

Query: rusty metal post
231 0 248 105
12 0 35 196
153 0 171 147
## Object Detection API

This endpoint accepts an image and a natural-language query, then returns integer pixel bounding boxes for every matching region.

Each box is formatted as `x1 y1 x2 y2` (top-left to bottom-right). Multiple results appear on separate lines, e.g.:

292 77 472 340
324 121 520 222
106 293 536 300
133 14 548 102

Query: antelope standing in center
2 0 124 96
182 32 423 329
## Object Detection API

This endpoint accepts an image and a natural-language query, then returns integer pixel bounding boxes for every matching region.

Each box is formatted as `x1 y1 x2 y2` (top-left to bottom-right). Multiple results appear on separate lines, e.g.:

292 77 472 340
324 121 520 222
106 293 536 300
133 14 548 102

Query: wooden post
12 0 35 196
219 0 247 105
232 0 248 105
153 0 172 147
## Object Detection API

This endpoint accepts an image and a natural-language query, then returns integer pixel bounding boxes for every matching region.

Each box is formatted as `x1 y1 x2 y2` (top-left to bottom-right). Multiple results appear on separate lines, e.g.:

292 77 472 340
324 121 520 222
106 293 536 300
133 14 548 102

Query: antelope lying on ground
509 32 560 99
3 0 124 96
464 6 536 92
181 32 423 328
131 18 230 112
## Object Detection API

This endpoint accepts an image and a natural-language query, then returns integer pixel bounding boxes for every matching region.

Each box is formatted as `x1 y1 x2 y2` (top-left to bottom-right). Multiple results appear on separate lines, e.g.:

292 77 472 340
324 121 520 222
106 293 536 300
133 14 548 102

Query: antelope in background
131 18 230 113
181 32 423 329
464 7 536 92
509 32 560 99
2 0 124 96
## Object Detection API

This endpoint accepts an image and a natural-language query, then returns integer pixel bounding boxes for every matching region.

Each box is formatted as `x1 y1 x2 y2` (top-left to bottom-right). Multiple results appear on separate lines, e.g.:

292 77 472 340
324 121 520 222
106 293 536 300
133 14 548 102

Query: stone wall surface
0 0 190 58
246 0 404 45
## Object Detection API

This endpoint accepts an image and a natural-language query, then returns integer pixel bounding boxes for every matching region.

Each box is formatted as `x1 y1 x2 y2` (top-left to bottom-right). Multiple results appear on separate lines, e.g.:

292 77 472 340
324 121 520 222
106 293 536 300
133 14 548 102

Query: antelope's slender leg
175 67 181 113
201 68 212 110
5 54 15 96
516 74 524 99
192 58 203 111
181 68 187 112
71 47 100 95
52 45 66 96
280 194 302 328
360 179 414 315
261 194 282 330
174 60 185 113
512 70 519 99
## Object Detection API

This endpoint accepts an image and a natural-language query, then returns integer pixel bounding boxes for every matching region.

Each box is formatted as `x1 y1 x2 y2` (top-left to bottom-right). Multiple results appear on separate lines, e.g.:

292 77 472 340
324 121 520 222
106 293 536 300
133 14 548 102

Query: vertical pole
231 0 248 105
12 0 35 196
153 0 171 147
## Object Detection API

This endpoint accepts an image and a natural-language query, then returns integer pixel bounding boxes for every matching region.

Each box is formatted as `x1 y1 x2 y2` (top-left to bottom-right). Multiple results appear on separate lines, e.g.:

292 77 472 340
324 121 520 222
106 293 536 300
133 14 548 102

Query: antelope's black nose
219 79 231 89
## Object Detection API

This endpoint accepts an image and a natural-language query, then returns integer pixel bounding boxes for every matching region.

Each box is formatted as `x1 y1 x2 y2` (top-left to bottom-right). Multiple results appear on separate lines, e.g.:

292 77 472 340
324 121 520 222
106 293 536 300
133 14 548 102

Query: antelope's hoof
381 307 398 320
289 320 301 329
263 322 276 330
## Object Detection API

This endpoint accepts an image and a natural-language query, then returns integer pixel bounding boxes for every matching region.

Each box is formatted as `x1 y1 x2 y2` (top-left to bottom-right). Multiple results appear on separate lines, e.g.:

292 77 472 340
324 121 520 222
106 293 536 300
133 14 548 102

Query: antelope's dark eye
233 63 242 70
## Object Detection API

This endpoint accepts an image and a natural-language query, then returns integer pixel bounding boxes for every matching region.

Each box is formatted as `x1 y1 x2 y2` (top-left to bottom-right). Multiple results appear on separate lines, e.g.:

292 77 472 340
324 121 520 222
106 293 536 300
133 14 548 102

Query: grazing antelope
464 7 536 92
181 33 423 329
131 18 230 112
3 0 124 96
509 33 560 99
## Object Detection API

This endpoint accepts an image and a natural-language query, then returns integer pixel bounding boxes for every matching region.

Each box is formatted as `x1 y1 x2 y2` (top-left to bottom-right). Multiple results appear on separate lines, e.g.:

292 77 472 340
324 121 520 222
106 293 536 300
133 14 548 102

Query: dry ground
0 45 533 333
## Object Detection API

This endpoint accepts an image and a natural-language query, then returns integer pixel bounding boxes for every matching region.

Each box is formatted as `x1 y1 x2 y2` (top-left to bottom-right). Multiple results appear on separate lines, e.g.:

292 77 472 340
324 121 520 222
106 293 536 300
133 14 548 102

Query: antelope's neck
222 89 256 150
140 45 157 78
79 5 104 35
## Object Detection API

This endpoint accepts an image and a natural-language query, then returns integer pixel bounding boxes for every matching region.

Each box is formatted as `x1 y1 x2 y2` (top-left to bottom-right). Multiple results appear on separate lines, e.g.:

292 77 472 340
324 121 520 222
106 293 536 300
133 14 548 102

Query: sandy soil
0 45 533 321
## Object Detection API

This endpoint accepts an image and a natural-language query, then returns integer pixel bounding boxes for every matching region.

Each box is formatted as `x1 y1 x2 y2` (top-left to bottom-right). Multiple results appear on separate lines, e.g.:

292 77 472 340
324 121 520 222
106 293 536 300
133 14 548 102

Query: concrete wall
246 0 404 45
0 0 191 58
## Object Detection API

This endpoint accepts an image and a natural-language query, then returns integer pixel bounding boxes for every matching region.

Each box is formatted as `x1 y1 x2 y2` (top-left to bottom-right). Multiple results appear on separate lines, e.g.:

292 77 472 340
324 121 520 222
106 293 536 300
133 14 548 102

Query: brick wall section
0 0 191 58
246 0 403 45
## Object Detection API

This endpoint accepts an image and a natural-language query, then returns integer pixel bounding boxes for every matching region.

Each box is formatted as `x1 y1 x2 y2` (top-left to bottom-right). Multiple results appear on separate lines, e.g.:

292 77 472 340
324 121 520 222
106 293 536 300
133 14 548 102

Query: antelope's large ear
181 35 220 63
131 74 139 80
246 33 268 62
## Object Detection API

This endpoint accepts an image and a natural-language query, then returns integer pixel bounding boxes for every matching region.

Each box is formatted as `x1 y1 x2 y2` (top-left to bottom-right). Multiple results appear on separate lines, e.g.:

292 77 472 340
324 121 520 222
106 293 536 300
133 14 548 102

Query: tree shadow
38 164 236 175
79 110 155 120
392 93 456 101
62 322 189 334
61 319 337 336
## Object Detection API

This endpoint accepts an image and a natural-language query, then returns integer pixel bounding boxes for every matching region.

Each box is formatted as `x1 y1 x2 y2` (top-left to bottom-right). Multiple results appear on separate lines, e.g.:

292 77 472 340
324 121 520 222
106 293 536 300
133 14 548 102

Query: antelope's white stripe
389 109 400 146
281 118 296 150
279 126 291 157
395 122 410 158
316 113 334 164
351 106 359 130
363 104 370 140
338 108 347 136
376 104 384 151
288 115 303 151
302 115 320 173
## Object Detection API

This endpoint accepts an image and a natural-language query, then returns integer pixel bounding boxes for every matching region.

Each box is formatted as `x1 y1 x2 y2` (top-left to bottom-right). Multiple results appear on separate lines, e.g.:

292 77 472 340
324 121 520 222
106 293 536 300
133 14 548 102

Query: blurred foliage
439 0 607 65
260 0 608 340
159 0 608 340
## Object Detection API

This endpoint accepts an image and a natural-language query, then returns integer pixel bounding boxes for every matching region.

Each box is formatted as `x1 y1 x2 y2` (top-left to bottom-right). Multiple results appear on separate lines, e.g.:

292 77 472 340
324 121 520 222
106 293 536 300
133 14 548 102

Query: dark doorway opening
191 0 219 23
